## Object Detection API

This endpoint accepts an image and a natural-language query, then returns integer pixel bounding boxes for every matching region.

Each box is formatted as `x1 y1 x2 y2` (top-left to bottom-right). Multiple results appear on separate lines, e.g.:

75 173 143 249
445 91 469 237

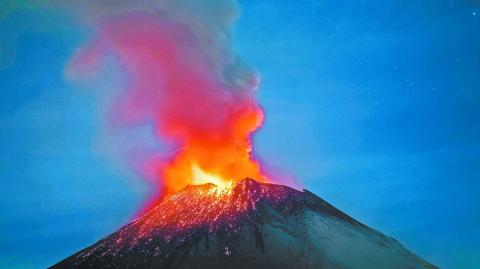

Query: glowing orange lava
161 103 268 195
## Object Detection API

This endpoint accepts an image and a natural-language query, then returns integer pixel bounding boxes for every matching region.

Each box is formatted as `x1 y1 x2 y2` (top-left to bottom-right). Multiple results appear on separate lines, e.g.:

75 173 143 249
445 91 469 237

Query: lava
190 165 234 191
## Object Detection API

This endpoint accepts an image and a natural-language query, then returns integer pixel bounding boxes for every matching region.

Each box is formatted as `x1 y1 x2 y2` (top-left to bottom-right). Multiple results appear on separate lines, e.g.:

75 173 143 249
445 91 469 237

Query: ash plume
46 0 270 212
52 0 257 89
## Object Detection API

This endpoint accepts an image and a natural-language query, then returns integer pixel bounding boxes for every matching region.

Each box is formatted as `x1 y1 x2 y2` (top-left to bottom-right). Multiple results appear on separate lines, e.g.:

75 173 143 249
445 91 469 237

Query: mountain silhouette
51 178 437 269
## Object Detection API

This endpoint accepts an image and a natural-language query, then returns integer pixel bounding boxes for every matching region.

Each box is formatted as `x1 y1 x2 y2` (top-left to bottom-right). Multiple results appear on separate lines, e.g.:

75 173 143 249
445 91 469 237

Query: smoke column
56 0 269 212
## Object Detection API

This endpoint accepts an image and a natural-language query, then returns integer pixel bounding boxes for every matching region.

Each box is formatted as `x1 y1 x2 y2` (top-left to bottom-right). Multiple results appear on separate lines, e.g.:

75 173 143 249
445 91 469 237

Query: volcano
50 178 437 269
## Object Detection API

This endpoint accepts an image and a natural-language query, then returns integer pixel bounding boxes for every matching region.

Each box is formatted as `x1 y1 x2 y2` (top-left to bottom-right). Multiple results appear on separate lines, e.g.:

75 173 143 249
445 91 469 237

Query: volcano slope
51 178 437 269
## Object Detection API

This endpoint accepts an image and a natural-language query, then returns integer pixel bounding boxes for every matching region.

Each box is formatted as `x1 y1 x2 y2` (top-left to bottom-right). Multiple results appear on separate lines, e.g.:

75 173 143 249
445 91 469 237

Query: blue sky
1 1 479 268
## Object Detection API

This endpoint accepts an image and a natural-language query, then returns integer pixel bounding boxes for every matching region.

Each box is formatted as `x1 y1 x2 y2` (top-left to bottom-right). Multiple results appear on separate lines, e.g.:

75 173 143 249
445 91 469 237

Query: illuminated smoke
58 0 269 212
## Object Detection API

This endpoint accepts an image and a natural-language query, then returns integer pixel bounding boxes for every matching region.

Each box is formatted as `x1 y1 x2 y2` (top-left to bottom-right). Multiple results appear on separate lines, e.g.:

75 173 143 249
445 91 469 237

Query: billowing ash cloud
49 0 257 89
47 0 269 212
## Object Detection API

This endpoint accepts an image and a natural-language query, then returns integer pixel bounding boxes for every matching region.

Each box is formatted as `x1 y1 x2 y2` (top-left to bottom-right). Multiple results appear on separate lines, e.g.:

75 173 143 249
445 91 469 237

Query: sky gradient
1 1 479 268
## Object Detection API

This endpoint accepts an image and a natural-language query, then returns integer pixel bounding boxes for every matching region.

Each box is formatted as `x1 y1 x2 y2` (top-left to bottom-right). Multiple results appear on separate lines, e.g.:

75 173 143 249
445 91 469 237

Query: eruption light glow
69 11 269 212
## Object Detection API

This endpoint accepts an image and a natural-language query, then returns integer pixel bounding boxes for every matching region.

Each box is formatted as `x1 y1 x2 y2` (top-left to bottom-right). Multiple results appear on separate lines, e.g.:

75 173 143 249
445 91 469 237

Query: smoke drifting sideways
51 0 272 213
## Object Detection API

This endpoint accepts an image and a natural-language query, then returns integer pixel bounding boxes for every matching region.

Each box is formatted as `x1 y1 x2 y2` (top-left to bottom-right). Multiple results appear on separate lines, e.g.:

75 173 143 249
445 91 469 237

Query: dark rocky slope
51 178 437 269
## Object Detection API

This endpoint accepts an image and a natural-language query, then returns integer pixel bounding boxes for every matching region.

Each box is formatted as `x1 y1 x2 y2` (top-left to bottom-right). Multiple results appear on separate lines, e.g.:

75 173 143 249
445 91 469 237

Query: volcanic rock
50 178 437 269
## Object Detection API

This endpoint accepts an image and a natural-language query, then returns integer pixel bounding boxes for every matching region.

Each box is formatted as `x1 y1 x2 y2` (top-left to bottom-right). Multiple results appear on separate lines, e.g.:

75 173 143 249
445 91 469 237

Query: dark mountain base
51 179 437 269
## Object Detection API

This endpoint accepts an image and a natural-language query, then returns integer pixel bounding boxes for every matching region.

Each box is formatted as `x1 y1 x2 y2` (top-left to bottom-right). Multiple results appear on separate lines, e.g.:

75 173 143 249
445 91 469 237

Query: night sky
1 1 479 268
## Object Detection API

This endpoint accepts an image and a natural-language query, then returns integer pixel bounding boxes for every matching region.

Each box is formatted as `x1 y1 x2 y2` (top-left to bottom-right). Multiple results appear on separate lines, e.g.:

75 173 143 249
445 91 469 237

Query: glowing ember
74 179 307 262
52 179 438 269
191 165 233 191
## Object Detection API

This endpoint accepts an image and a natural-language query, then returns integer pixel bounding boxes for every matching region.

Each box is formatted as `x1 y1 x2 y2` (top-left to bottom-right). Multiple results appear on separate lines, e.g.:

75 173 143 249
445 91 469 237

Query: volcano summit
51 179 437 269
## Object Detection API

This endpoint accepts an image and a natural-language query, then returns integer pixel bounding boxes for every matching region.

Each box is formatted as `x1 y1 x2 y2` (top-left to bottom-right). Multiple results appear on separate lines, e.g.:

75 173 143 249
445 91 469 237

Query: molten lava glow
69 12 269 211
160 101 268 196
191 165 232 191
